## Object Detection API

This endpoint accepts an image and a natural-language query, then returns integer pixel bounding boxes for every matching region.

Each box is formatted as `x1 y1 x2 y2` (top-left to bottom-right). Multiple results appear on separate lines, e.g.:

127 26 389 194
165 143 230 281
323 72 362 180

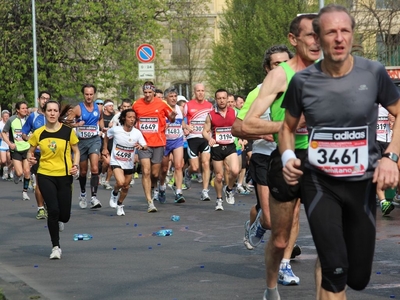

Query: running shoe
147 201 157 213
223 186 235 205
243 220 254 250
244 184 253 193
130 179 134 187
200 189 211 201
22 191 30 201
278 262 300 285
104 181 113 190
109 190 119 208
9 171 14 180
182 183 188 190
290 244 302 259
2 167 8 180
184 168 192 188
167 177 175 187
175 193 185 203
36 208 47 220
191 174 197 181
158 190 166 204
167 169 174 177
13 171 19 184
116 204 125 216
215 199 224 211
152 189 159 202
393 193 400 205
99 173 106 186
197 174 203 183
49 246 62 260
90 196 102 209
58 221 64 232
79 194 87 209
237 185 250 195
133 172 139 179
381 199 395 216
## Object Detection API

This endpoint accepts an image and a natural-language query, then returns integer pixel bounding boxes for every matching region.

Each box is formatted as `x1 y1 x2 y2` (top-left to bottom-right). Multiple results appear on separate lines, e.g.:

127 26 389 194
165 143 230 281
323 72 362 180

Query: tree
206 0 310 96
0 0 167 108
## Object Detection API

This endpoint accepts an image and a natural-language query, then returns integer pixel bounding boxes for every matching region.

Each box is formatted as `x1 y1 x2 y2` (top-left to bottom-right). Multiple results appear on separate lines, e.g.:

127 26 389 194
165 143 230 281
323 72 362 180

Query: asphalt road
0 176 400 300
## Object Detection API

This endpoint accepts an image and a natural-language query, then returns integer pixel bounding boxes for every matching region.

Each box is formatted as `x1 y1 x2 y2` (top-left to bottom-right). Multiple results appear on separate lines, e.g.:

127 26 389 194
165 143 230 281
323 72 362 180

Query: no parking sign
136 44 156 63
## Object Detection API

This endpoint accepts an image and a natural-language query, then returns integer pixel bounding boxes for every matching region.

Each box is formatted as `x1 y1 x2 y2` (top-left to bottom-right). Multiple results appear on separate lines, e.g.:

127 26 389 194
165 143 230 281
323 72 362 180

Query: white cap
177 95 188 102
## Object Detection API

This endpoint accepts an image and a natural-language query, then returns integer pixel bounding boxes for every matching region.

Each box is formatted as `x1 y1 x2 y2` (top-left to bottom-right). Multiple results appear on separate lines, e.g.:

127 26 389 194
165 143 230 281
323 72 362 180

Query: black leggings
38 174 73 248
301 169 376 293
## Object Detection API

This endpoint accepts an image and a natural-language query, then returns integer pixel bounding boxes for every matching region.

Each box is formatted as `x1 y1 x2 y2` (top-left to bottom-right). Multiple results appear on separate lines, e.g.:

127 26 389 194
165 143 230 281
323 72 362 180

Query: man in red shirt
133 81 176 212
183 83 213 201
203 89 239 211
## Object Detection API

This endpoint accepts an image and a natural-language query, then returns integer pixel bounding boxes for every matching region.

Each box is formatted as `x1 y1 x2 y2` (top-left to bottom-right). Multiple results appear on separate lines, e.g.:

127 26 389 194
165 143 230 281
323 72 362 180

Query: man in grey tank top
279 4 400 300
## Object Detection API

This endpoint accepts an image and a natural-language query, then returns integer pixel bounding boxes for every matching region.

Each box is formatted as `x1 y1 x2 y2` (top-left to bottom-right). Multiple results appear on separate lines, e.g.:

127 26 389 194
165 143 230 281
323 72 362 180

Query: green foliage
0 0 167 108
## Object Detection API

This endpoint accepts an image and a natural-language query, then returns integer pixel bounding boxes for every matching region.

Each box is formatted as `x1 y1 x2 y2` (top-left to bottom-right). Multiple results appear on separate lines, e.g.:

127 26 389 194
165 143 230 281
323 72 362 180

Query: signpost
136 44 156 79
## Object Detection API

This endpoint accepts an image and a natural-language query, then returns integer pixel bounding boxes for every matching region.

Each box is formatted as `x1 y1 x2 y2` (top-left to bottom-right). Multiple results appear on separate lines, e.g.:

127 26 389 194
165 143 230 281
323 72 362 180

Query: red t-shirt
133 97 173 147
184 100 213 139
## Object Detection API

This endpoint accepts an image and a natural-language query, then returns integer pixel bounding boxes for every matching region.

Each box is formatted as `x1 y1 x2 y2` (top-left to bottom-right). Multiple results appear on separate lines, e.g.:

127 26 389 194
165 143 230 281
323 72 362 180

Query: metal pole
32 0 39 107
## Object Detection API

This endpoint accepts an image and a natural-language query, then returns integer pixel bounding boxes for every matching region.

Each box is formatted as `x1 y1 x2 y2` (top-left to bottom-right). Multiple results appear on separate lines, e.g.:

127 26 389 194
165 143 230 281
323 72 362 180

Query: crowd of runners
1 4 400 300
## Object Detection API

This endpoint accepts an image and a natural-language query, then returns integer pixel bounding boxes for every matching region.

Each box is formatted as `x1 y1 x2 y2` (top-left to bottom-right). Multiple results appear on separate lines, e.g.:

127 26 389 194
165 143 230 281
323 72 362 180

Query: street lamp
32 0 38 107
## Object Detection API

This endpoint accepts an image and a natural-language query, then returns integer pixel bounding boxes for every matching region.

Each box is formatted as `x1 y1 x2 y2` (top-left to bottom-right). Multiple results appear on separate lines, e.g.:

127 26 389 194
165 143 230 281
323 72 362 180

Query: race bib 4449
308 126 368 177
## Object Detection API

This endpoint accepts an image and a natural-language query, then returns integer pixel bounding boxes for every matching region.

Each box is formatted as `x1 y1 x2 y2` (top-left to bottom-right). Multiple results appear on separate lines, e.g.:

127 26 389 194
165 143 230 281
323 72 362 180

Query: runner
203 89 239 211
22 91 51 220
183 83 213 201
279 5 400 299
102 109 146 216
242 14 320 299
67 84 104 209
27 100 80 259
1 101 32 201
0 110 11 180
133 81 176 213
158 87 186 204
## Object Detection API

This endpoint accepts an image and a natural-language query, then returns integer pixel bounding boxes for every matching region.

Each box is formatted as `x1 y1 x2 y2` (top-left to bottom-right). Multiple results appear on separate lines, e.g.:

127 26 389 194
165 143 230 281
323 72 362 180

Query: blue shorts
164 137 184 156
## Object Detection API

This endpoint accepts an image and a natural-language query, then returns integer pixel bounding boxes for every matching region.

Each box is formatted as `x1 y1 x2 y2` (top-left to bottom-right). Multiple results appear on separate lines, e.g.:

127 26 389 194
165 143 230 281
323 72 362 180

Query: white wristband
281 149 297 167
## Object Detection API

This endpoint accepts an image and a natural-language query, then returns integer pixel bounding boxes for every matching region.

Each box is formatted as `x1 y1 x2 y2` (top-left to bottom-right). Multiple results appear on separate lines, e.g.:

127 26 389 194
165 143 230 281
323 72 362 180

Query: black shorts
376 140 389 158
211 143 236 161
111 165 134 175
267 148 307 202
11 149 28 161
30 152 41 174
187 138 210 159
301 168 376 292
249 153 270 186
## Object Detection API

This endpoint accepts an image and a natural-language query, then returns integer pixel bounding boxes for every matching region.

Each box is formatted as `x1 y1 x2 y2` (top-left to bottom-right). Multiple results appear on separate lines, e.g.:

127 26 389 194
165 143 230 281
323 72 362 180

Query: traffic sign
136 44 156 63
138 63 155 79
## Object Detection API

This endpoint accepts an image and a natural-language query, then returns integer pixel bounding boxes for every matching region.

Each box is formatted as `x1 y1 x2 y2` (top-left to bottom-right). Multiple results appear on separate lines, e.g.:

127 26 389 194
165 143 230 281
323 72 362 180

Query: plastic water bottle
153 229 173 236
73 233 93 241
170 215 180 222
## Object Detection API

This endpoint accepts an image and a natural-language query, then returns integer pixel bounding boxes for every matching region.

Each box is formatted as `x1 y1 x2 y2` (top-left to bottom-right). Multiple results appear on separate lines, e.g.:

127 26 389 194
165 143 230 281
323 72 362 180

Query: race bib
166 123 182 139
115 144 135 161
308 126 368 177
14 129 23 141
191 120 204 135
376 116 390 135
215 127 234 144
139 117 158 133
76 126 98 139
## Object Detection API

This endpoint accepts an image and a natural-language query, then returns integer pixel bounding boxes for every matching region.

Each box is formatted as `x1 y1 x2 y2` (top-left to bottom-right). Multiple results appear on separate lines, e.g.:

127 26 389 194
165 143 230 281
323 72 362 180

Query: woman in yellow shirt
28 100 80 259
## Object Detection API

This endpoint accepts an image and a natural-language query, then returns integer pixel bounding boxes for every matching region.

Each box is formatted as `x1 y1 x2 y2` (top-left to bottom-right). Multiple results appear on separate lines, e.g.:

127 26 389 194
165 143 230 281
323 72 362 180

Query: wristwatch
382 152 399 163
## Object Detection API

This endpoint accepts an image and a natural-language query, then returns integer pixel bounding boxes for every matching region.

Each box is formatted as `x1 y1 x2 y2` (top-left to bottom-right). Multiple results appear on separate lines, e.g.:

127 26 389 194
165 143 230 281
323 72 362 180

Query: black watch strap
382 152 399 163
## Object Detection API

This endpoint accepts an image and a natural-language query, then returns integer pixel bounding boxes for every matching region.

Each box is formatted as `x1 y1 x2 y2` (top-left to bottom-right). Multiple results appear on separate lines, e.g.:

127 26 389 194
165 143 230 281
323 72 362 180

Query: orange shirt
133 97 173 147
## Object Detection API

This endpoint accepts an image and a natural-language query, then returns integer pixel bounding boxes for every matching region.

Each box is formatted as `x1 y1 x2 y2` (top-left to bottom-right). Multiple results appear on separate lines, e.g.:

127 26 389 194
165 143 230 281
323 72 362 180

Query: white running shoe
200 190 211 201
58 221 64 232
197 173 203 183
104 181 113 190
243 220 254 250
116 204 125 216
152 189 159 202
79 195 87 209
109 190 119 208
130 179 135 186
184 168 192 188
215 199 224 211
99 173 106 186
49 246 62 259
278 262 300 285
147 201 157 213
22 191 30 201
223 186 235 205
90 196 102 209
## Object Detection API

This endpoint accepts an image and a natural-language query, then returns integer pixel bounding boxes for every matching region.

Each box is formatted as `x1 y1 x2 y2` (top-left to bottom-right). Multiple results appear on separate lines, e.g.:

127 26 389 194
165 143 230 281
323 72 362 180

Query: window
172 37 189 65
174 82 190 100
377 34 400 66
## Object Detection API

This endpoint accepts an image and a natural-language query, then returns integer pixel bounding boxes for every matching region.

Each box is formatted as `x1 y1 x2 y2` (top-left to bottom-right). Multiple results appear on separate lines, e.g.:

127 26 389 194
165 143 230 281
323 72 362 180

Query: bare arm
242 67 287 136
67 105 84 127
1 131 15 150
202 115 215 146
232 118 275 141
69 143 80 176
